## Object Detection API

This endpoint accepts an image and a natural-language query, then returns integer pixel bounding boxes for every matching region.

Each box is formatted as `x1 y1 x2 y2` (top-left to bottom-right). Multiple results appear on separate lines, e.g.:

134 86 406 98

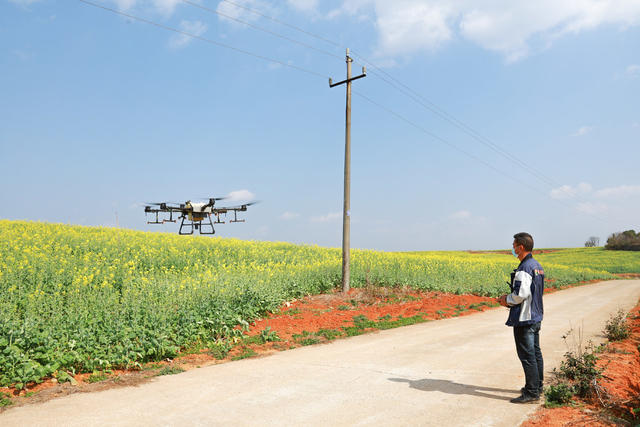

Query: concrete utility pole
329 48 366 293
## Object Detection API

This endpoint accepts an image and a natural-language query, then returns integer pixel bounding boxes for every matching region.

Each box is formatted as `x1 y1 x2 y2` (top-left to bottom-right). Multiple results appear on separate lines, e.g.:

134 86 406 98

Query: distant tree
584 236 600 247
605 230 640 251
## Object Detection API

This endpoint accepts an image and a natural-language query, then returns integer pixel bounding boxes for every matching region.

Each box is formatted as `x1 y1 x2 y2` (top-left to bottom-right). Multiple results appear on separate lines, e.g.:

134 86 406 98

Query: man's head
513 232 534 260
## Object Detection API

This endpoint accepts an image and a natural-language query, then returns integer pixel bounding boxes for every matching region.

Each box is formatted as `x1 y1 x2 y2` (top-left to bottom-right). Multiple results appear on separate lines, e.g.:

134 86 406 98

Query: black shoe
510 394 540 404
520 387 544 395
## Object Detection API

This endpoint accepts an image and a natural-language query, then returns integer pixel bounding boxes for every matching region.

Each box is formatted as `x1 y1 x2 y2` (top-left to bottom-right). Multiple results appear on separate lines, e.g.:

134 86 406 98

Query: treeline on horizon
605 230 640 251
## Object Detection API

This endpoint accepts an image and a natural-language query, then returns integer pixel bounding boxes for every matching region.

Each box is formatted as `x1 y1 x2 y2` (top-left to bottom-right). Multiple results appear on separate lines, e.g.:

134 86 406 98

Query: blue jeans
513 322 543 397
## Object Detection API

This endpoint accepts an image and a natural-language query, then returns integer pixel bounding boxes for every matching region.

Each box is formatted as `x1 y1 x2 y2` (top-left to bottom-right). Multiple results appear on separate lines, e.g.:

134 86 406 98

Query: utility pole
329 48 366 293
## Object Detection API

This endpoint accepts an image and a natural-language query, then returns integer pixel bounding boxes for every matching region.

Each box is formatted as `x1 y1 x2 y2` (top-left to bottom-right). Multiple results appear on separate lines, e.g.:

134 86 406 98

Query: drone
144 197 256 235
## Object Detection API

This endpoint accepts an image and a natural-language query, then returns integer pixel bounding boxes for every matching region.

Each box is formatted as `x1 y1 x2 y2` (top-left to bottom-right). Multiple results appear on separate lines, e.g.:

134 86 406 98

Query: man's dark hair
513 232 534 252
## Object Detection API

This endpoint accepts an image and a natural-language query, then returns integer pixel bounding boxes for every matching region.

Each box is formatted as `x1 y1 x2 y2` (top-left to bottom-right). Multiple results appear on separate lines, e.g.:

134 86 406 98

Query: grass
157 366 185 376
87 371 109 383
0 392 12 408
231 348 258 361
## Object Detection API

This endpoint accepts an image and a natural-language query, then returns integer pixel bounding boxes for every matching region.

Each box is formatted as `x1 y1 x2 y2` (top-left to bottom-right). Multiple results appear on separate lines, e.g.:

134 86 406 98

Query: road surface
2 279 640 426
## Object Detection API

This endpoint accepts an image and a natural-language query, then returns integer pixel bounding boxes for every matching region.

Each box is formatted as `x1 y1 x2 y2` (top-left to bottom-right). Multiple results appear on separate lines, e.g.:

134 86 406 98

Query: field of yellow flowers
1 220 635 389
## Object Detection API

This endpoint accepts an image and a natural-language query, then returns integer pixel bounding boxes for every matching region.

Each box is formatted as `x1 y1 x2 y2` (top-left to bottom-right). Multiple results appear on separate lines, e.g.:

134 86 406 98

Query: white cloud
12 50 34 61
550 182 592 200
9 0 42 5
168 20 207 49
373 1 453 55
627 64 640 77
577 202 608 215
449 210 471 220
226 189 256 202
287 0 318 12
594 185 640 198
310 212 341 222
113 0 137 11
280 211 300 220
571 126 593 137
216 0 276 25
633 122 639 128
330 0 640 61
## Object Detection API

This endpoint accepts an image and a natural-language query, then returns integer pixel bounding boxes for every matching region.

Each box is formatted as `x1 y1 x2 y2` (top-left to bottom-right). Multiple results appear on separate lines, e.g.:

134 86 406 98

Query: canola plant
1 220 630 388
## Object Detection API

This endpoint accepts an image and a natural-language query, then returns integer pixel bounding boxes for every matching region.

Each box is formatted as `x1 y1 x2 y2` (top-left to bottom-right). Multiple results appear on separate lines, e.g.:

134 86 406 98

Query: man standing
498 232 545 403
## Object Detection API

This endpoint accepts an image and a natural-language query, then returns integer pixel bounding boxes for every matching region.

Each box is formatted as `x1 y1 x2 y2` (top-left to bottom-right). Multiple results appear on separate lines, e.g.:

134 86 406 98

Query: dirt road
2 279 640 426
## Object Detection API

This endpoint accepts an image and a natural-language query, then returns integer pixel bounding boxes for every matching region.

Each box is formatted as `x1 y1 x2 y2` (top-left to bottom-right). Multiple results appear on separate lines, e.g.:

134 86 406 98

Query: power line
80 0 603 221
181 0 343 61
352 89 608 223
77 0 328 80
216 0 562 189
219 0 341 48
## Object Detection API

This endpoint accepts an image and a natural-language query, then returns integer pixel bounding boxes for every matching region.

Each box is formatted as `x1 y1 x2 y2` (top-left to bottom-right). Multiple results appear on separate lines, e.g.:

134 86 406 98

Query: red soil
3 279 637 417
246 287 499 342
523 301 640 426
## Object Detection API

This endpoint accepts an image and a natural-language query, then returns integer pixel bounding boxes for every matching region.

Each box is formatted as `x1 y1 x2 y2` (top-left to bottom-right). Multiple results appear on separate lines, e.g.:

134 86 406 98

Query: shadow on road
388 378 518 402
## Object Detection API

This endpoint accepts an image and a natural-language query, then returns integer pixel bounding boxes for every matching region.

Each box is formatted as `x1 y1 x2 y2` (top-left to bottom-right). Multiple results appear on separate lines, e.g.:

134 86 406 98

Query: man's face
512 240 523 256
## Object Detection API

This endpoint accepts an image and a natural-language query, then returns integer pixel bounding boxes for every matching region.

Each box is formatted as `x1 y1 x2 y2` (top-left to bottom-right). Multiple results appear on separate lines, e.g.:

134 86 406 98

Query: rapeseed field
0 220 632 388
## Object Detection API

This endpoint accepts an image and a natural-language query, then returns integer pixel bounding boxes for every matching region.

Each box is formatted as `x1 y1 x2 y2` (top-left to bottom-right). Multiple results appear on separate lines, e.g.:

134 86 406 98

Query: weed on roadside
545 327 605 408
603 309 631 341
207 340 233 360
544 383 576 408
0 392 12 408
157 366 185 376
231 348 258 361
87 371 109 383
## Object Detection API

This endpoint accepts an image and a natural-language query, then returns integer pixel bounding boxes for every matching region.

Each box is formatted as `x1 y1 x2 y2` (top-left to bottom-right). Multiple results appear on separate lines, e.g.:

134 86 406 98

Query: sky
1 0 639 251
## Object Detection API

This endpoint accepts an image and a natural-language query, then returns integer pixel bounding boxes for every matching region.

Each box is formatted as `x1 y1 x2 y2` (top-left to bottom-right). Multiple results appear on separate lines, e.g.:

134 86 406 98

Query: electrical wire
79 0 605 222
216 0 563 189
180 0 343 61
219 0 341 48
352 89 608 223
77 0 329 80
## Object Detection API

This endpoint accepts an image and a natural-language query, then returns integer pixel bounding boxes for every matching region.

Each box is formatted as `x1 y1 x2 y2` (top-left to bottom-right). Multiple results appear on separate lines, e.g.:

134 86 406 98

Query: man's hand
497 294 510 307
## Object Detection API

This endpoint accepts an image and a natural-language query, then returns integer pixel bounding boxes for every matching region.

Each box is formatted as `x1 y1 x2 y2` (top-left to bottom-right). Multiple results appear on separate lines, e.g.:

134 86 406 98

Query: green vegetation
157 366 185 376
603 310 631 341
605 230 640 251
87 371 109 383
0 392 12 408
231 348 257 361
0 220 634 388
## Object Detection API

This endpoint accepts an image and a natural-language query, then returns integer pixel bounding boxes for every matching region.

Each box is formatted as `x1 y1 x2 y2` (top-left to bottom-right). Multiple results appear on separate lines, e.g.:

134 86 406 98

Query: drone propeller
224 201 260 209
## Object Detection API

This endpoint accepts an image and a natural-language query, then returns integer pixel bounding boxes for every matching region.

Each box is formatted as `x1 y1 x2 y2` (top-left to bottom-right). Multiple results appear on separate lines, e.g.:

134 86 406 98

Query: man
498 232 545 404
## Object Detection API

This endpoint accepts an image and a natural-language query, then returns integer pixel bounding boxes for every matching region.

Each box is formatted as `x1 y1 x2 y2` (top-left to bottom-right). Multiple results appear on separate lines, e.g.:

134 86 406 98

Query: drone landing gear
179 216 215 235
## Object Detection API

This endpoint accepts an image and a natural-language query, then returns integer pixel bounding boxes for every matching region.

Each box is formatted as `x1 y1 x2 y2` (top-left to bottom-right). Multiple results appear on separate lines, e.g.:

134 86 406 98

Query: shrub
553 329 603 399
605 230 640 251
545 383 575 407
603 310 631 341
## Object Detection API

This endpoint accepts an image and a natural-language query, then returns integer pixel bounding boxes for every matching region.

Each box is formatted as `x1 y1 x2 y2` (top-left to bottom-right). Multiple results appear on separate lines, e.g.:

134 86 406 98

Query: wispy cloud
627 64 640 77
287 0 318 12
168 20 207 49
550 182 592 200
577 202 608 215
216 0 276 25
449 210 471 220
12 50 34 61
8 0 42 5
310 212 341 222
280 211 300 220
571 126 593 137
226 189 256 202
594 185 640 198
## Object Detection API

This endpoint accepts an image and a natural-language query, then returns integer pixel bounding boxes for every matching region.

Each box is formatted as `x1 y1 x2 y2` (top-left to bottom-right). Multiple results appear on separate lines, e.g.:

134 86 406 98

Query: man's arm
505 270 533 306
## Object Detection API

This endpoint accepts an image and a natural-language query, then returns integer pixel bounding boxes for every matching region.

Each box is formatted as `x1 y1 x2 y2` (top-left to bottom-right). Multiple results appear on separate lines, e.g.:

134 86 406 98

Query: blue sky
1 0 639 251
